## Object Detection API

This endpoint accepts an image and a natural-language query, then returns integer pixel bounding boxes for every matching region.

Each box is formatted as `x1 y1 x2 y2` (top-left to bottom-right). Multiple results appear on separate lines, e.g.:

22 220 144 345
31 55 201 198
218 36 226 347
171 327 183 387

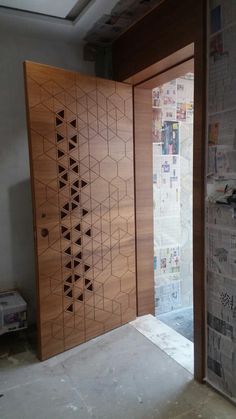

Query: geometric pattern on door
24 62 136 360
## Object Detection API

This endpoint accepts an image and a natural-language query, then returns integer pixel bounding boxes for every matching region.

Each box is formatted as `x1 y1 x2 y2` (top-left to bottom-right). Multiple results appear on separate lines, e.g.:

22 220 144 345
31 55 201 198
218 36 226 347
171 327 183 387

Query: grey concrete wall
0 25 94 324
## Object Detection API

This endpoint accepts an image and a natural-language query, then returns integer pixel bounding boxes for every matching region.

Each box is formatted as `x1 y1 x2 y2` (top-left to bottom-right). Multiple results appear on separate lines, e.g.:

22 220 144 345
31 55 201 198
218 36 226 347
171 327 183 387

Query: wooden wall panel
24 61 136 360
112 0 204 81
112 0 206 382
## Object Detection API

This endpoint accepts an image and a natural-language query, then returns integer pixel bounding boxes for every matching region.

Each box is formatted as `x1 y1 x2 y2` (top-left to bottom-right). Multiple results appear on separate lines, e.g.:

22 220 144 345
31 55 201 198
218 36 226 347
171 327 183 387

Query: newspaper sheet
207 271 236 397
207 225 236 277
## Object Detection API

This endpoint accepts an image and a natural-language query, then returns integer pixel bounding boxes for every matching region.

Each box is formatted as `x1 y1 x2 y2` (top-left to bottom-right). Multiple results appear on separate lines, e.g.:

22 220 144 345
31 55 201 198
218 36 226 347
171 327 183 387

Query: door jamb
127 43 206 383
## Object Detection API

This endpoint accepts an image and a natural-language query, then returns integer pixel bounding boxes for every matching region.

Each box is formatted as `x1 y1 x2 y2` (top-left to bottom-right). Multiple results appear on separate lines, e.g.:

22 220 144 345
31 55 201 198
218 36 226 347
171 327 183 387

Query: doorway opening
132 56 195 375
152 73 194 344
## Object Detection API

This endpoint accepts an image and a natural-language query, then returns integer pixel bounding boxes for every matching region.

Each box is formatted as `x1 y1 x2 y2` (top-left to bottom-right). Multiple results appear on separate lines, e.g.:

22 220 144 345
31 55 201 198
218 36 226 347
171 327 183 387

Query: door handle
41 228 49 238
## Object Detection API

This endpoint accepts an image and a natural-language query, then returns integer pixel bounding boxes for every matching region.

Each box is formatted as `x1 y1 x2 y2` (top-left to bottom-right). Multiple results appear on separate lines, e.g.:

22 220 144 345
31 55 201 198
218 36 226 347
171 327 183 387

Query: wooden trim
125 44 194 86
23 62 43 360
192 38 206 384
137 58 194 90
133 87 154 316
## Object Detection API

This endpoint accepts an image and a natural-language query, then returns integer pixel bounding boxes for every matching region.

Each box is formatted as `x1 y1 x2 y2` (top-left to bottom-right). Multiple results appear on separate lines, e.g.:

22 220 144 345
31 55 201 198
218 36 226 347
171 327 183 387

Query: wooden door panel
24 62 136 360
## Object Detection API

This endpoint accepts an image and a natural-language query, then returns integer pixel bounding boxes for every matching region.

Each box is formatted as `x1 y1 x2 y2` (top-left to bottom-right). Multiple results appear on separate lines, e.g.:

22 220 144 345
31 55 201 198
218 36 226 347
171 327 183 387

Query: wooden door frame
125 43 206 382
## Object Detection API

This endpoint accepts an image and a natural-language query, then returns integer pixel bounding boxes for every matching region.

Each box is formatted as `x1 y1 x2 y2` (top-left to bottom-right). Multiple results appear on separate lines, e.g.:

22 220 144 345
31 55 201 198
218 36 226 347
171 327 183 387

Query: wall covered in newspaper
207 0 236 400
152 76 194 316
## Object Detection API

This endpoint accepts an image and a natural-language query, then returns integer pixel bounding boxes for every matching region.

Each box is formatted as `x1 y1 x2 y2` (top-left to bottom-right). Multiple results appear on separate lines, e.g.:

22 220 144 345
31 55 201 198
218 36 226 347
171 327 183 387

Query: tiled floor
0 319 235 419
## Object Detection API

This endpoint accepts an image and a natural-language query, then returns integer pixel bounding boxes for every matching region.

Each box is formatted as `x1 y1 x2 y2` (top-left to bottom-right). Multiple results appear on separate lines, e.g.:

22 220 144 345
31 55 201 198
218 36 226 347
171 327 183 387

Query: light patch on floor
130 314 194 374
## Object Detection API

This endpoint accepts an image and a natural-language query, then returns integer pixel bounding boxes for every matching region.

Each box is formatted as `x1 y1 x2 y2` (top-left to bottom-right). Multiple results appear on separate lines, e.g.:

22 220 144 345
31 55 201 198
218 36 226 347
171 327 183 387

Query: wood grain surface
24 61 136 360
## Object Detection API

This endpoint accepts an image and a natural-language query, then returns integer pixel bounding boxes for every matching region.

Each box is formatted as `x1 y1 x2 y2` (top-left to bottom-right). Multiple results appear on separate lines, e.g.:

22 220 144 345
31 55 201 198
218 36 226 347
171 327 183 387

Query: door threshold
130 314 193 375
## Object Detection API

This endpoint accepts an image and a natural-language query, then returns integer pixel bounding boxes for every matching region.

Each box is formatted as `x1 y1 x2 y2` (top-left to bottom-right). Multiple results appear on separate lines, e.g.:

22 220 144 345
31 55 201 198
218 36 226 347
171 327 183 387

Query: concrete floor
132 315 193 374
0 324 235 419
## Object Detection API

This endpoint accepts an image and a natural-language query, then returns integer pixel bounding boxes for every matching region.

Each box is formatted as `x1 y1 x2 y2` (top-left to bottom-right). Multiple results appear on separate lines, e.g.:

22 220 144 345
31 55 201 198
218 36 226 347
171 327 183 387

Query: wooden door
24 62 136 360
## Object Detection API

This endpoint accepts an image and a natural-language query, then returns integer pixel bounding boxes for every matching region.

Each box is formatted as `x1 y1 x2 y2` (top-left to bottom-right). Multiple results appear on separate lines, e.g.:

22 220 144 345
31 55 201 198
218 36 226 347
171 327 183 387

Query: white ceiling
0 0 79 18
0 0 121 43
0 0 163 48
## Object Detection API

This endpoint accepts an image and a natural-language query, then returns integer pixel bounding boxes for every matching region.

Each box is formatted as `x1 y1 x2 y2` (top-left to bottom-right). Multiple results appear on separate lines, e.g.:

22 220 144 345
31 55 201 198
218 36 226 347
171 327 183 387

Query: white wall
0 18 94 323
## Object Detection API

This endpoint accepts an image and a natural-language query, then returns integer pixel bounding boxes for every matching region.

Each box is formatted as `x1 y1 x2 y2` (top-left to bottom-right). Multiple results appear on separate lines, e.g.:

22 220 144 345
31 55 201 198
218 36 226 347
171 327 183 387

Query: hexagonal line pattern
25 62 136 360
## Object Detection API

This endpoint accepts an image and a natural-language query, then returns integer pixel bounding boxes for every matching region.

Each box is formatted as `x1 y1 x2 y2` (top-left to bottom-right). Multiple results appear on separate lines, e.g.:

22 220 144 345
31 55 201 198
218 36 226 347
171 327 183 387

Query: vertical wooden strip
134 87 155 315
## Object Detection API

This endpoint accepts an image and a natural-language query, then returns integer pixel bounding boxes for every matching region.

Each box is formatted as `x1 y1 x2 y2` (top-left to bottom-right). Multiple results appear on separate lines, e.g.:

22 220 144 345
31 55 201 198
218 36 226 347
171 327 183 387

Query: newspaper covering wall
152 75 193 315
207 271 236 397
207 0 236 399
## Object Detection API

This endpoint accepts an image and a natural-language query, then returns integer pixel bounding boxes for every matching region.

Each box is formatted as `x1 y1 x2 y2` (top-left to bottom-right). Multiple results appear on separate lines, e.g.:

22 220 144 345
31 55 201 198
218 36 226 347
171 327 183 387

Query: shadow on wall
9 179 36 324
